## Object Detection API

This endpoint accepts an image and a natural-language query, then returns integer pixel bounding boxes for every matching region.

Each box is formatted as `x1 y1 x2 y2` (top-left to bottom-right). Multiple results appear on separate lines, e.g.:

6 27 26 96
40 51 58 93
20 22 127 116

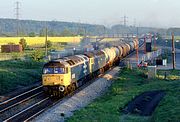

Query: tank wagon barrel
42 38 139 97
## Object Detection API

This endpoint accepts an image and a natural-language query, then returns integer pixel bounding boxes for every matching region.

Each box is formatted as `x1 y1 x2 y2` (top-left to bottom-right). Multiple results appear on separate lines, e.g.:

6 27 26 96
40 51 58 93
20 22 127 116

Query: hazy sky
0 0 180 28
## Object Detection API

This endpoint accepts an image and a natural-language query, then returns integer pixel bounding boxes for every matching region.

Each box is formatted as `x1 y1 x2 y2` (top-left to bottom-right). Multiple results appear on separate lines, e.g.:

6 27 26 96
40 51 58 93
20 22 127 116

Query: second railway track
0 66 116 122
0 41 145 122
0 85 46 122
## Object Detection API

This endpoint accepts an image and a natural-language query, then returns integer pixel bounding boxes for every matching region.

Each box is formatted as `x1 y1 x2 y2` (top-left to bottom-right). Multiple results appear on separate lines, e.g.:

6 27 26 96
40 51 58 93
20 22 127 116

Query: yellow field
0 36 82 46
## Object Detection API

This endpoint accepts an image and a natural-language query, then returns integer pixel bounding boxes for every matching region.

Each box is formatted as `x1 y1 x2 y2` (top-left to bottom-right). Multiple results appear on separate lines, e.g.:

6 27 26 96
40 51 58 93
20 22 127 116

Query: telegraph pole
136 26 139 37
172 33 176 69
103 26 106 37
136 37 139 66
45 23 48 56
15 1 20 36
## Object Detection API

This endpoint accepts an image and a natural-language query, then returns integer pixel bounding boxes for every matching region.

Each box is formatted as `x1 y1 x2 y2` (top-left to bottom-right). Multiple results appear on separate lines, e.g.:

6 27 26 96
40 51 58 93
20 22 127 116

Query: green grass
157 69 180 80
67 68 180 122
166 36 180 40
0 60 44 95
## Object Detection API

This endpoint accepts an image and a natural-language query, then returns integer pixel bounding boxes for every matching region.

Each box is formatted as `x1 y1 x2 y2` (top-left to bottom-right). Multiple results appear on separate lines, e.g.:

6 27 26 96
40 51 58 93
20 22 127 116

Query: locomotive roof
44 59 70 67
63 55 84 66
44 61 66 67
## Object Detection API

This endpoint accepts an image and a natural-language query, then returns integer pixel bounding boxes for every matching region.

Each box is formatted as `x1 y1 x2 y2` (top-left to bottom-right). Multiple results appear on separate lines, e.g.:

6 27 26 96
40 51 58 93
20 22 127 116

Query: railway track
0 85 47 122
0 68 114 122
0 86 43 110
3 97 52 122
0 41 145 122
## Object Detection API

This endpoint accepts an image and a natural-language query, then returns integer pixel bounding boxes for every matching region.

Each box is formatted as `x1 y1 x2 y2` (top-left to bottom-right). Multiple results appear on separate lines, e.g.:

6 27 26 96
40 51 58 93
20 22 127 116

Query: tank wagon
42 38 138 96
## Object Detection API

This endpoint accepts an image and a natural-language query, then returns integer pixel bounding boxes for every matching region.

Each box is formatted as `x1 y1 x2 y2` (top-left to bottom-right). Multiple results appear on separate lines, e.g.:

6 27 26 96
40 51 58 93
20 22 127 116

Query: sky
0 0 180 28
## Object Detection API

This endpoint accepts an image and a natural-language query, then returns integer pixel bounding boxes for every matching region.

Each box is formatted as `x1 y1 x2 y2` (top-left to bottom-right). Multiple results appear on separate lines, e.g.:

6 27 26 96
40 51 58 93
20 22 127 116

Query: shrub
46 40 52 48
30 50 45 61
11 53 21 60
19 38 27 51
28 32 36 37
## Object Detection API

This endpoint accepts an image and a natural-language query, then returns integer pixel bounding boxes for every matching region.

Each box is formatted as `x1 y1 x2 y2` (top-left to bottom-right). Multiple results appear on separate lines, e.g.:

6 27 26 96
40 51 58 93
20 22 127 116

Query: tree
39 29 45 37
48 30 56 37
19 38 27 51
28 32 36 37
77 28 85 36
46 40 52 48
60 28 74 37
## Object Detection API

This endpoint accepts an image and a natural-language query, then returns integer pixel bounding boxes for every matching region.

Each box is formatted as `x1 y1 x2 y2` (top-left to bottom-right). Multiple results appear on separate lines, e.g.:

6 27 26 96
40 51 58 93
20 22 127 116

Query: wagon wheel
67 85 72 93
63 88 68 96
73 83 77 91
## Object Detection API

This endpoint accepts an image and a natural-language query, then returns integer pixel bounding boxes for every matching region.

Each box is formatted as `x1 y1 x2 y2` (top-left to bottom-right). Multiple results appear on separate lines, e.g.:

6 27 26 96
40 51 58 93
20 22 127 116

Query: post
136 37 139 66
144 37 146 54
172 33 176 69
45 26 48 56
103 26 106 38
95 37 97 50
154 35 156 50
136 26 138 37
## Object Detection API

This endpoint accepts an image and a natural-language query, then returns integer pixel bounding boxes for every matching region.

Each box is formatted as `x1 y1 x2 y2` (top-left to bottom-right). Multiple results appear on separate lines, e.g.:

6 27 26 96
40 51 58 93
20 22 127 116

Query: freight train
42 38 139 96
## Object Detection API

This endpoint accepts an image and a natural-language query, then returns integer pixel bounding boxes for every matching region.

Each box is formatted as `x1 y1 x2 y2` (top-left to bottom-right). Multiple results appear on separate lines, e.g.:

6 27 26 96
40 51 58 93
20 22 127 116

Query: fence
140 49 162 62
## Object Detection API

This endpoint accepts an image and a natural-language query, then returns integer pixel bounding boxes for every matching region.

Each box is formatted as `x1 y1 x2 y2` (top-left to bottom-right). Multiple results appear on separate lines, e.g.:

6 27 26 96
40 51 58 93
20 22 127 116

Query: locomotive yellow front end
42 60 71 95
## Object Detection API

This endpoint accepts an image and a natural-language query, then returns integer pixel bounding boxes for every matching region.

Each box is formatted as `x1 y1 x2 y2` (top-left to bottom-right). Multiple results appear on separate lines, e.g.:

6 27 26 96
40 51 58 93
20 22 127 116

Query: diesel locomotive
42 38 138 96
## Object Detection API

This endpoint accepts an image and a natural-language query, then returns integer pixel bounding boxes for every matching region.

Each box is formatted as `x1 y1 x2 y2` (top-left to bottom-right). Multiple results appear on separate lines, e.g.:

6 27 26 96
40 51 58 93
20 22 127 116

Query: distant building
1 44 22 53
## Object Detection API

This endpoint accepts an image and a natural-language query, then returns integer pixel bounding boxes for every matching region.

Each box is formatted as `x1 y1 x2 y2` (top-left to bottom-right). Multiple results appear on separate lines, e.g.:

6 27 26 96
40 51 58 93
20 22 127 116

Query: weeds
67 68 180 122
0 60 44 95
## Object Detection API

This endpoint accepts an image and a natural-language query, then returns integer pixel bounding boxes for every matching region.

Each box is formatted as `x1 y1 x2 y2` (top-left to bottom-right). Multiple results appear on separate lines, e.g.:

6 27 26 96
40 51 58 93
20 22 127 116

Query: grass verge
67 68 180 122
0 60 44 95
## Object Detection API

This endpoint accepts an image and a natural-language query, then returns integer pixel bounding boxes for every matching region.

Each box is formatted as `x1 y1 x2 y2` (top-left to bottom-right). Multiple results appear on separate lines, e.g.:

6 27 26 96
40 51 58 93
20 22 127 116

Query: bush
30 50 45 61
11 53 21 60
46 40 52 48
28 32 36 37
19 38 27 51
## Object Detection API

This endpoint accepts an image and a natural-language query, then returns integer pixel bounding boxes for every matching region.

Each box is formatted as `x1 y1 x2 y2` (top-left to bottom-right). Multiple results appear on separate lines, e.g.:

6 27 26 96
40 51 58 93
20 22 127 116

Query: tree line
0 18 106 37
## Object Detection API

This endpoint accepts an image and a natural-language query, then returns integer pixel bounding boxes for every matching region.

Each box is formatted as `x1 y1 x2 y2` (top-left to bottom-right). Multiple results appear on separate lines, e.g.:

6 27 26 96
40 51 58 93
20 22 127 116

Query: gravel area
32 67 120 122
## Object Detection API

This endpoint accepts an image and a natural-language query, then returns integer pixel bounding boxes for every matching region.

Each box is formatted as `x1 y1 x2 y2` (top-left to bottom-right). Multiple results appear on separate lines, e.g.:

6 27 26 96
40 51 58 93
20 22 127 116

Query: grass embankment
67 68 180 122
0 60 44 95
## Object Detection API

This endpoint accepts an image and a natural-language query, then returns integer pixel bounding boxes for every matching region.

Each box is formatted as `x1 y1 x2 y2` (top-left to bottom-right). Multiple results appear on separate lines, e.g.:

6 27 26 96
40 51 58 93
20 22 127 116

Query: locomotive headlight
43 77 47 82
59 86 65 92
53 82 58 85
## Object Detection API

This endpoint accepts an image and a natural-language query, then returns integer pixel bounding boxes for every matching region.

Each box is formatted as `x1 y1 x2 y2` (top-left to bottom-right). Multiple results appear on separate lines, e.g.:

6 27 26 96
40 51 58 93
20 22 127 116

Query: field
175 36 180 40
166 36 180 40
0 36 81 46
67 68 180 122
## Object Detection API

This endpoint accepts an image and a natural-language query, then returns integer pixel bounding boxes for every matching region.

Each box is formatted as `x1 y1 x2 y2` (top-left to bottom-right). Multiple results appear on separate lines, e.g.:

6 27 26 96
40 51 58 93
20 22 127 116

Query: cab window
43 67 53 74
43 67 65 74
54 67 64 74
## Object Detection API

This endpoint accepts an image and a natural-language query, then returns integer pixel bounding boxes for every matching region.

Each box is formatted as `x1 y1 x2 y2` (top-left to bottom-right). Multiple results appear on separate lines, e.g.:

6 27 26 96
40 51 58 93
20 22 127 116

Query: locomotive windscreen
43 62 66 74
43 67 65 74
